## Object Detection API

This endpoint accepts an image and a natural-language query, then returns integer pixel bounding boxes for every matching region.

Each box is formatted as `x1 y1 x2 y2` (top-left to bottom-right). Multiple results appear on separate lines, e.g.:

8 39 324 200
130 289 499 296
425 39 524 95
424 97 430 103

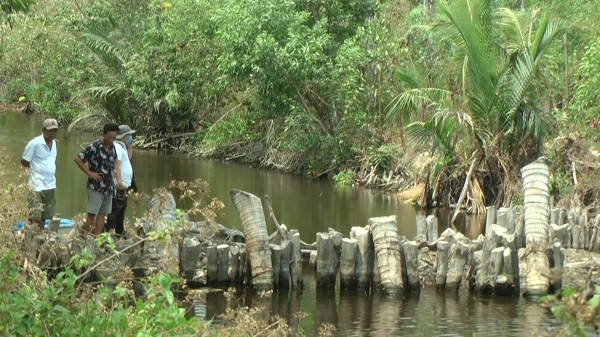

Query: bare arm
74 156 102 181
20 159 30 168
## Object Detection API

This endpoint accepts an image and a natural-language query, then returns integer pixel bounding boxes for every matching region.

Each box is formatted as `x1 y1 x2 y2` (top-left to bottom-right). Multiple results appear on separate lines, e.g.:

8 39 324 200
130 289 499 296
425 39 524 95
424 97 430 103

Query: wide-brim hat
116 124 136 139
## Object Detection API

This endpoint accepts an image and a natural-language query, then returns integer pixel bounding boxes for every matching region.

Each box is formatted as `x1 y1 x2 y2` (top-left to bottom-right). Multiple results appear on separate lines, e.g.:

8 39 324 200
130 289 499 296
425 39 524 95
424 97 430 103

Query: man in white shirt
105 125 136 238
21 118 59 231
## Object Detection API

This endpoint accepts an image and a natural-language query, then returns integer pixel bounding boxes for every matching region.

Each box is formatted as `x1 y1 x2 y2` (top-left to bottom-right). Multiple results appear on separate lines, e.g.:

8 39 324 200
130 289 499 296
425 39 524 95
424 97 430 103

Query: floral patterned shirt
77 138 117 195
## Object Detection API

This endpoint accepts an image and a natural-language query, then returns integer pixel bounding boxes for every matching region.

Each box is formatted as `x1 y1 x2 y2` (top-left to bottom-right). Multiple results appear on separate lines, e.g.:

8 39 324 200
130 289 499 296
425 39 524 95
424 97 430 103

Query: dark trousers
105 191 128 236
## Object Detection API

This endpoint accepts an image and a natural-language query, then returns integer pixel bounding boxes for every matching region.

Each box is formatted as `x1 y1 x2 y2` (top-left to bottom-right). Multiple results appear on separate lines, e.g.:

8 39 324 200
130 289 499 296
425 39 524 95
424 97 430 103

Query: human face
123 134 133 145
42 128 58 141
102 131 118 146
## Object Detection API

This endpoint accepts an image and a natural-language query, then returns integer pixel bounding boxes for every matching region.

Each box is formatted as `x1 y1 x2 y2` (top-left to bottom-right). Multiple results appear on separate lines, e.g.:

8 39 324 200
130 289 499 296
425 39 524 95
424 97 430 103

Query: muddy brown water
0 112 563 336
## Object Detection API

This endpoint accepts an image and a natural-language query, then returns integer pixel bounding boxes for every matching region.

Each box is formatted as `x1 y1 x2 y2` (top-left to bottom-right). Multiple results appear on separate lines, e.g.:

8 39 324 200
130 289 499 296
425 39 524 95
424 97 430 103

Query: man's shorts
87 188 112 215
28 189 56 221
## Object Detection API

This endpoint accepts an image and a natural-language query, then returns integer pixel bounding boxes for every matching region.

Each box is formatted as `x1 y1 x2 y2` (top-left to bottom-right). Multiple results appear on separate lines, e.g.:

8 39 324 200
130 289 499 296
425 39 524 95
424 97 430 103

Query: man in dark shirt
74 123 123 235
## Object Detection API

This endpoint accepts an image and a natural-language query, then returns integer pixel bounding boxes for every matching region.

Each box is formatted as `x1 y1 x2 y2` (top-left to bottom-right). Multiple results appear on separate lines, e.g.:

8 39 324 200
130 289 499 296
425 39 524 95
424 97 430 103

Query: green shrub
333 169 355 186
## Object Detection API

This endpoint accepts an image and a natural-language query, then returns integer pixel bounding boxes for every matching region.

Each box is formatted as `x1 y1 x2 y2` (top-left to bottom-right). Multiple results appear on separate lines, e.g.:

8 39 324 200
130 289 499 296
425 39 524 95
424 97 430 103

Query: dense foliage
1 0 598 207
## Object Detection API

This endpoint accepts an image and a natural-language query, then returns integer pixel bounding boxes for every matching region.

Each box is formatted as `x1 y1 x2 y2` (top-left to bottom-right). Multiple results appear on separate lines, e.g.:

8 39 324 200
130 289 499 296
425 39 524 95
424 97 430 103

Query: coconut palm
67 19 137 135
386 0 564 208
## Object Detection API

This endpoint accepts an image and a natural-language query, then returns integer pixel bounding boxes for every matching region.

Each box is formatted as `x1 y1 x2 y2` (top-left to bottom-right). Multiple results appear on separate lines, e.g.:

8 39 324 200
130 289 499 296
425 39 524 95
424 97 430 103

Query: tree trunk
521 159 551 295
229 189 273 291
369 215 404 294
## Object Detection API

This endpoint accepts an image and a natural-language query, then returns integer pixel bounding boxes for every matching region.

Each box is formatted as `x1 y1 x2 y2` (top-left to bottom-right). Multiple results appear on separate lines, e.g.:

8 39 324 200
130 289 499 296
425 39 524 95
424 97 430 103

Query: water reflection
192 282 558 336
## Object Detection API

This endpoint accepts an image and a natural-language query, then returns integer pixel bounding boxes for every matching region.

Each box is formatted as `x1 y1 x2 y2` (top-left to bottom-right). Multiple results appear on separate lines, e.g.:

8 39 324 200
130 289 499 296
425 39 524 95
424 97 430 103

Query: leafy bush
0 253 203 336
333 169 355 185
541 286 600 336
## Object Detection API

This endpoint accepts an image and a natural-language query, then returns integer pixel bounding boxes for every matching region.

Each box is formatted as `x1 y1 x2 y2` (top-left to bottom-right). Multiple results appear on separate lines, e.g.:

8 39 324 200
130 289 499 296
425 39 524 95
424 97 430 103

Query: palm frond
396 69 423 89
519 103 554 144
507 15 564 114
438 0 497 115
496 8 532 52
385 87 455 126
66 108 110 137
405 111 458 156
81 86 131 124
81 24 127 70
531 15 564 60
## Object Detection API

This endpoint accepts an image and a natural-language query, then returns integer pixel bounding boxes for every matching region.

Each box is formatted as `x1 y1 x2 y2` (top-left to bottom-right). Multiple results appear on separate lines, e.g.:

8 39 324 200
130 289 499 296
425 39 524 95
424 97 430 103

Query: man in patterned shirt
74 123 124 235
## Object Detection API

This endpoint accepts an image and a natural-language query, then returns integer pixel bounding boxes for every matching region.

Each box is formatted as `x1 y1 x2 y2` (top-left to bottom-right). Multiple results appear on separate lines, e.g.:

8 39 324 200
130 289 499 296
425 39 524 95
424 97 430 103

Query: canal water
0 111 561 336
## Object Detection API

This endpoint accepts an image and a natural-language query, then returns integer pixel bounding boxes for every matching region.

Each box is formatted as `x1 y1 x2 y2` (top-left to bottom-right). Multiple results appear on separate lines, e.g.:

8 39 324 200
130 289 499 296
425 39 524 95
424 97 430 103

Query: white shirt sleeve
22 140 35 162
116 145 128 162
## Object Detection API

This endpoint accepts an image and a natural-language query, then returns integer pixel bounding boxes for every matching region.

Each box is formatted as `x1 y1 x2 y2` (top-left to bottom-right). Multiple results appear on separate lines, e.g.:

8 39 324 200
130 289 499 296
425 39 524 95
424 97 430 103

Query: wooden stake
49 214 61 233
506 208 517 234
228 245 240 286
402 241 420 291
550 208 560 226
550 241 564 291
289 230 303 289
496 209 507 229
416 215 427 238
446 241 469 292
426 215 439 242
549 223 568 247
515 212 525 249
435 241 450 290
340 238 357 290
354 227 374 291
179 237 202 281
239 245 248 286
570 212 581 249
280 240 292 289
485 206 497 237
207 245 218 286
270 244 281 289
580 212 589 250
309 251 317 269
316 233 336 289
217 244 230 287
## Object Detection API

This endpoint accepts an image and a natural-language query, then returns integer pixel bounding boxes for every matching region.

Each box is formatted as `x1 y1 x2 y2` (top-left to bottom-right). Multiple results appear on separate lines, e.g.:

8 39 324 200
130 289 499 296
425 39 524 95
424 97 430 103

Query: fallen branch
141 132 196 149
452 157 478 224
263 195 287 239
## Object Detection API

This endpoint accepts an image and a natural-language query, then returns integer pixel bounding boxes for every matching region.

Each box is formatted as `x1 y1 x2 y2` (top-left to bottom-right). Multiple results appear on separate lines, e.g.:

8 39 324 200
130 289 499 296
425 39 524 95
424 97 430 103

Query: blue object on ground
12 218 74 231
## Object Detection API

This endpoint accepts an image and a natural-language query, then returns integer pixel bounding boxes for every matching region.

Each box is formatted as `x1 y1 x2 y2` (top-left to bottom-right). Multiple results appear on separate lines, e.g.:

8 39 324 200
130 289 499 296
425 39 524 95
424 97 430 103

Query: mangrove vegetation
1 0 600 213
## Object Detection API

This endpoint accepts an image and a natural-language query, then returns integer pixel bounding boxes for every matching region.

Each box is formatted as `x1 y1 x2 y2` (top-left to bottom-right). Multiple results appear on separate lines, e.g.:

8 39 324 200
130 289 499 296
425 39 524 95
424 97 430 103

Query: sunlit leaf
562 288 576 298
589 295 600 309
158 274 170 290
